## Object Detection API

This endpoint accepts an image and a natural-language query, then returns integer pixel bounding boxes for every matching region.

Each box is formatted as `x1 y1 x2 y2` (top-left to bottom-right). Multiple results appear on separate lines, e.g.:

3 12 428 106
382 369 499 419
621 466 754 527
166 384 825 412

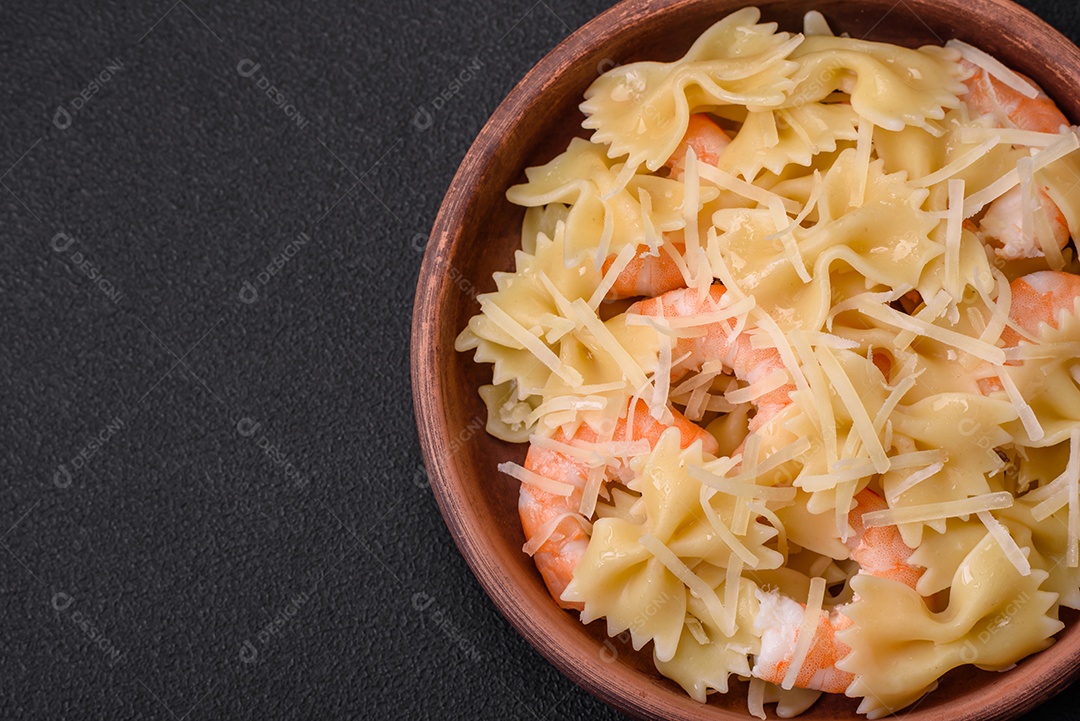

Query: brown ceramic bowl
412 1 1080 718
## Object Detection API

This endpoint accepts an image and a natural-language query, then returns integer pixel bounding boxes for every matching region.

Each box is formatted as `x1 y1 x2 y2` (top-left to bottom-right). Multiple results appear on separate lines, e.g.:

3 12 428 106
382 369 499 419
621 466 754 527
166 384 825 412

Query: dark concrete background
2 0 1079 718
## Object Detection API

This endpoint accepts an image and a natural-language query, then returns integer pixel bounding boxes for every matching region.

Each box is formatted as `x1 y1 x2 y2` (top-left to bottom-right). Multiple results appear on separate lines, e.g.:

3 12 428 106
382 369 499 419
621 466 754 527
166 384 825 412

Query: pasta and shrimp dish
455 7 1080 717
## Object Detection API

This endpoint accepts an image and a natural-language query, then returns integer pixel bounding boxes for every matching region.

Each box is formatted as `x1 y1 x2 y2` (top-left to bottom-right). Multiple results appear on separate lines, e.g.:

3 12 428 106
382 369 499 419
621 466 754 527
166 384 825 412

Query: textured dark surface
2 0 1080 719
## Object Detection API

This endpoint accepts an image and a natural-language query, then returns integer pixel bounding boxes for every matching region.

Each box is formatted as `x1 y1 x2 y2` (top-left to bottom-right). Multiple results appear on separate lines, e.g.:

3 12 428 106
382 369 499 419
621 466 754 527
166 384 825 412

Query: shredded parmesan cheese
862 491 1013 528
977 511 1031 576
815 344 889 473
858 300 1006 365
958 125 1063 148
766 195 812 283
748 678 767 720
588 243 637 308
639 533 729 631
782 577 826 690
700 487 761 568
481 300 584 387
1069 429 1080 566
996 368 1044 442
886 461 945 503
726 369 789 405
947 39 1040 99
851 119 873 208
697 164 800 213
965 133 1080 216
522 511 592 556
945 179 965 300
498 461 575 496
914 137 1001 188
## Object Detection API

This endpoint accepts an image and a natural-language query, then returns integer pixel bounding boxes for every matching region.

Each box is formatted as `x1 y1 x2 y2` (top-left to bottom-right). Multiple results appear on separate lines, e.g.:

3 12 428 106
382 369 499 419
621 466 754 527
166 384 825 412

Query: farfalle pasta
456 6 1080 718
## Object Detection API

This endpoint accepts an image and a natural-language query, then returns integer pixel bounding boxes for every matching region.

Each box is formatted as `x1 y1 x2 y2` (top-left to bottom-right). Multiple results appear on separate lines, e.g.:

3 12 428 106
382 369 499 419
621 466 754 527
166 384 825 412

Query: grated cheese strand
782 577 826 690
639 188 660 252
886 461 946 503
481 300 583 387
945 179 965 300
650 302 673 421
690 465 798 501
639 533 729 631
522 511 592 556
799 459 879 493
526 395 606 425
977 511 1031 576
958 125 1063 148
895 289 951 351
529 434 603 467
697 164 800 214
996 368 1045 442
873 376 917 434
700 486 761 568
1004 342 1080 361
724 558 744 636
726 368 789 405
947 39 1039 99
862 491 1013 528
595 194 616 271
1069 429 1080 567
851 119 873 208
579 464 606 519
718 437 812 486
887 449 947 469
914 137 1001 188
686 616 710 646
588 243 637 308
815 345 890 473
498 461 575 497
858 300 1006 365
748 678 767 720
568 298 649 389
682 146 707 290
790 331 838 468
766 195 811 283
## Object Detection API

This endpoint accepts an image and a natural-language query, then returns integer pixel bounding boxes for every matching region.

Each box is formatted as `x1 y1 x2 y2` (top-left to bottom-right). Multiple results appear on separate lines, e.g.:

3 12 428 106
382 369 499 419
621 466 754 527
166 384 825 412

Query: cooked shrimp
666 113 731 178
1001 270 1080 344
629 284 794 431
601 238 687 300
961 59 1069 133
978 271 1080 393
520 399 718 609
751 489 923 693
960 59 1073 260
979 184 1070 261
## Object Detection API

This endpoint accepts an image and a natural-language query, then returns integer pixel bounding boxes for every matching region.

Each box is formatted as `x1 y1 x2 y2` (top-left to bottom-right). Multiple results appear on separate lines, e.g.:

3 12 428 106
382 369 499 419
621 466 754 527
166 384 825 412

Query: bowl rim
411 1 1080 719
